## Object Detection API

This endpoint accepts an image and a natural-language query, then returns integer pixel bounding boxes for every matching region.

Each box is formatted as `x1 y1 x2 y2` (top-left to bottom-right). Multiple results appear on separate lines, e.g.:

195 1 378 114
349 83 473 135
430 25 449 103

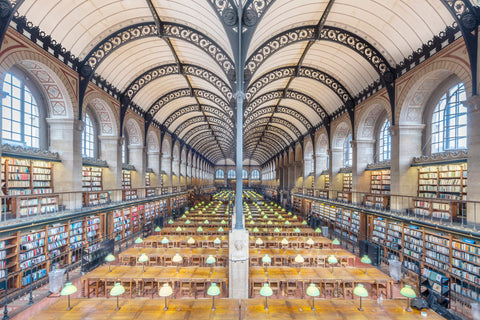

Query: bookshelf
112 209 124 241
82 166 102 191
123 207 132 239
83 191 109 206
402 225 423 275
421 267 450 308
47 224 69 269
85 215 103 255
122 170 132 189
11 194 58 217
146 188 156 197
0 234 18 291
385 220 402 260
145 173 150 187
334 208 360 244
68 219 84 264
414 163 467 220
365 170 390 209
337 173 352 202
122 189 137 201
19 229 47 287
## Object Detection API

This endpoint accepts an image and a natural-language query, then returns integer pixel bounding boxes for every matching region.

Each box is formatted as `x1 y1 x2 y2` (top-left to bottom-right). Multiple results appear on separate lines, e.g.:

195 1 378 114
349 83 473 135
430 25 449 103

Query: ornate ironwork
243 116 300 140
244 125 293 145
243 0 275 26
247 66 352 104
245 89 328 122
245 25 392 79
147 88 233 119
243 105 312 130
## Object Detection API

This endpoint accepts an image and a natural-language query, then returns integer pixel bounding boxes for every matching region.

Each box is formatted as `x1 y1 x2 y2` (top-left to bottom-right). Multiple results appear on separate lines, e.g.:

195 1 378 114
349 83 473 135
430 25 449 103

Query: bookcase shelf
122 189 138 201
82 166 103 192
365 170 390 209
11 195 58 217
414 163 467 220
83 191 110 206
122 170 132 189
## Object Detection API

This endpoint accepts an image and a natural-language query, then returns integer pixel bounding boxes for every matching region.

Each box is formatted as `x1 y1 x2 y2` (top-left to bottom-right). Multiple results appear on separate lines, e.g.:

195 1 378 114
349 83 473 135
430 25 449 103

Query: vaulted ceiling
14 0 460 165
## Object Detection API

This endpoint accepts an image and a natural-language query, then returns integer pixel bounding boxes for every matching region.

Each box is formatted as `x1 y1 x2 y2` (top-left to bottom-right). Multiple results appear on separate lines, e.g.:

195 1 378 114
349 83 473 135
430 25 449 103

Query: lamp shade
294 254 305 263
172 253 183 264
292 215 297 219
187 237 195 244
134 237 143 244
110 283 125 296
105 254 115 263
197 226 204 232
204 219 210 224
315 228 322 233
306 283 320 297
218 227 224 232
159 283 173 297
60 282 77 296
207 283 221 296
185 219 191 224
259 283 273 297
161 237 169 244
255 238 264 246
327 255 338 264
267 220 273 225
176 226 183 232
294 227 301 233
361 255 372 265
288 212 292 216
168 219 174 224
221 220 227 224
302 220 308 225
214 237 221 245
206 255 216 264
138 253 149 263
262 254 271 264
274 227 280 233
400 285 416 298
181 214 186 218
253 227 259 233
249 220 255 225
154 226 162 232
285 221 290 225
353 284 368 298
332 238 340 245
306 238 315 246
281 238 289 245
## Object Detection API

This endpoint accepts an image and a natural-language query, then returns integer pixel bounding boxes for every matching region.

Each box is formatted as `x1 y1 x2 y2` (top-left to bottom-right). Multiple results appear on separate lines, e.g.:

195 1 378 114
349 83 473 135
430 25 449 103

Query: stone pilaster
147 151 160 187
228 228 249 298
390 124 425 211
329 148 343 193
464 95 480 224
47 118 83 209
161 156 172 187
128 145 145 196
351 139 375 203
99 136 122 198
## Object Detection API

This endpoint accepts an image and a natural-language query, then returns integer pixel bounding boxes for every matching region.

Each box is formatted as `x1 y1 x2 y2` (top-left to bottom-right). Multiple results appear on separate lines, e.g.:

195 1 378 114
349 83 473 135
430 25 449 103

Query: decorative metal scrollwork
245 25 392 78
243 105 312 130
124 64 233 101
163 105 200 128
163 22 235 78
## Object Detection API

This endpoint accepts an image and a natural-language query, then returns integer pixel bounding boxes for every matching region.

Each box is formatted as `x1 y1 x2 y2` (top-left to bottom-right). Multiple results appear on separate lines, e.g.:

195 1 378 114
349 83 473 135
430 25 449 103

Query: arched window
122 134 128 164
2 72 41 148
82 113 95 158
215 169 224 179
227 169 236 179
242 169 248 179
343 134 352 167
251 169 260 180
379 119 391 162
432 83 467 154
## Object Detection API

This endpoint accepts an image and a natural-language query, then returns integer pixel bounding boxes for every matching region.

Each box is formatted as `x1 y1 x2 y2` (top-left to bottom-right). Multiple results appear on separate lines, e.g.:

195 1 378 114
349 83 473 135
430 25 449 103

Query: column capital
389 124 425 135
464 95 480 113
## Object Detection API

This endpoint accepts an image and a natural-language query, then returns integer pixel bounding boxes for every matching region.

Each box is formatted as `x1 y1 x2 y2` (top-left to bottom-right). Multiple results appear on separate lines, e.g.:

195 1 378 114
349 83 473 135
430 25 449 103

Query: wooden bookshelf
47 223 69 269
19 229 47 288
83 191 110 206
414 163 467 220
337 173 352 202
68 219 84 264
122 170 132 189
365 170 390 209
145 172 150 187
82 166 102 192
146 188 156 197
11 194 58 217
122 189 138 201
334 208 360 245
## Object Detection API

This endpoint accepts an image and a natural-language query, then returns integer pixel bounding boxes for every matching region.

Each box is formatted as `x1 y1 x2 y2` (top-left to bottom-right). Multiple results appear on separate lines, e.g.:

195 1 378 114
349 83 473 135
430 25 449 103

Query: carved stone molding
412 150 467 165
339 166 352 173
122 163 136 171
82 157 108 167
2 143 59 161
366 161 391 170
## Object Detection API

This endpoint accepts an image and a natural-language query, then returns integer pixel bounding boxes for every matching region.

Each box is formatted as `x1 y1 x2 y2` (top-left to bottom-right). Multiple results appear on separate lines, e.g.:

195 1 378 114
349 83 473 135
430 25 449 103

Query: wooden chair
121 280 134 298
322 281 335 299
194 281 207 298
120 256 132 266
87 278 104 298
270 281 281 298
343 281 354 299
179 282 192 298
251 281 262 297
285 281 298 297
142 278 156 298
374 281 388 299
315 257 326 268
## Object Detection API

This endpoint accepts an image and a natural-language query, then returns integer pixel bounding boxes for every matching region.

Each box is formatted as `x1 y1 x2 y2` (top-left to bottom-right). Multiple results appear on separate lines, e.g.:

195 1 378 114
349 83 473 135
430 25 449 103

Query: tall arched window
122 134 128 164
251 169 260 180
82 113 95 158
343 134 352 167
227 169 236 179
431 83 467 154
2 72 41 148
215 169 224 179
242 169 248 179
379 119 391 162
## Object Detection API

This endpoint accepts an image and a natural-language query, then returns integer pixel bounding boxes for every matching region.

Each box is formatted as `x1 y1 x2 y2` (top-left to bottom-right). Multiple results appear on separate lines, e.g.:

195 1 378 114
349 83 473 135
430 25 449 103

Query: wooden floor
28 298 444 320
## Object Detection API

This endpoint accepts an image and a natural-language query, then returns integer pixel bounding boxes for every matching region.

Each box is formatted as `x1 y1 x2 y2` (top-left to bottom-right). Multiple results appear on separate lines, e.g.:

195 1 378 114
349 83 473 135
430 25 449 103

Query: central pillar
229 3 249 299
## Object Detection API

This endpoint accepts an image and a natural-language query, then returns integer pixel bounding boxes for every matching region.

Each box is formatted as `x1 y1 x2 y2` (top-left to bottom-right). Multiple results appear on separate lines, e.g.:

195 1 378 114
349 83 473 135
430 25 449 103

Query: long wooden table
249 248 357 267
160 227 230 236
27 298 444 320
82 266 228 299
248 236 332 249
119 247 229 267
249 266 393 299
143 235 229 248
